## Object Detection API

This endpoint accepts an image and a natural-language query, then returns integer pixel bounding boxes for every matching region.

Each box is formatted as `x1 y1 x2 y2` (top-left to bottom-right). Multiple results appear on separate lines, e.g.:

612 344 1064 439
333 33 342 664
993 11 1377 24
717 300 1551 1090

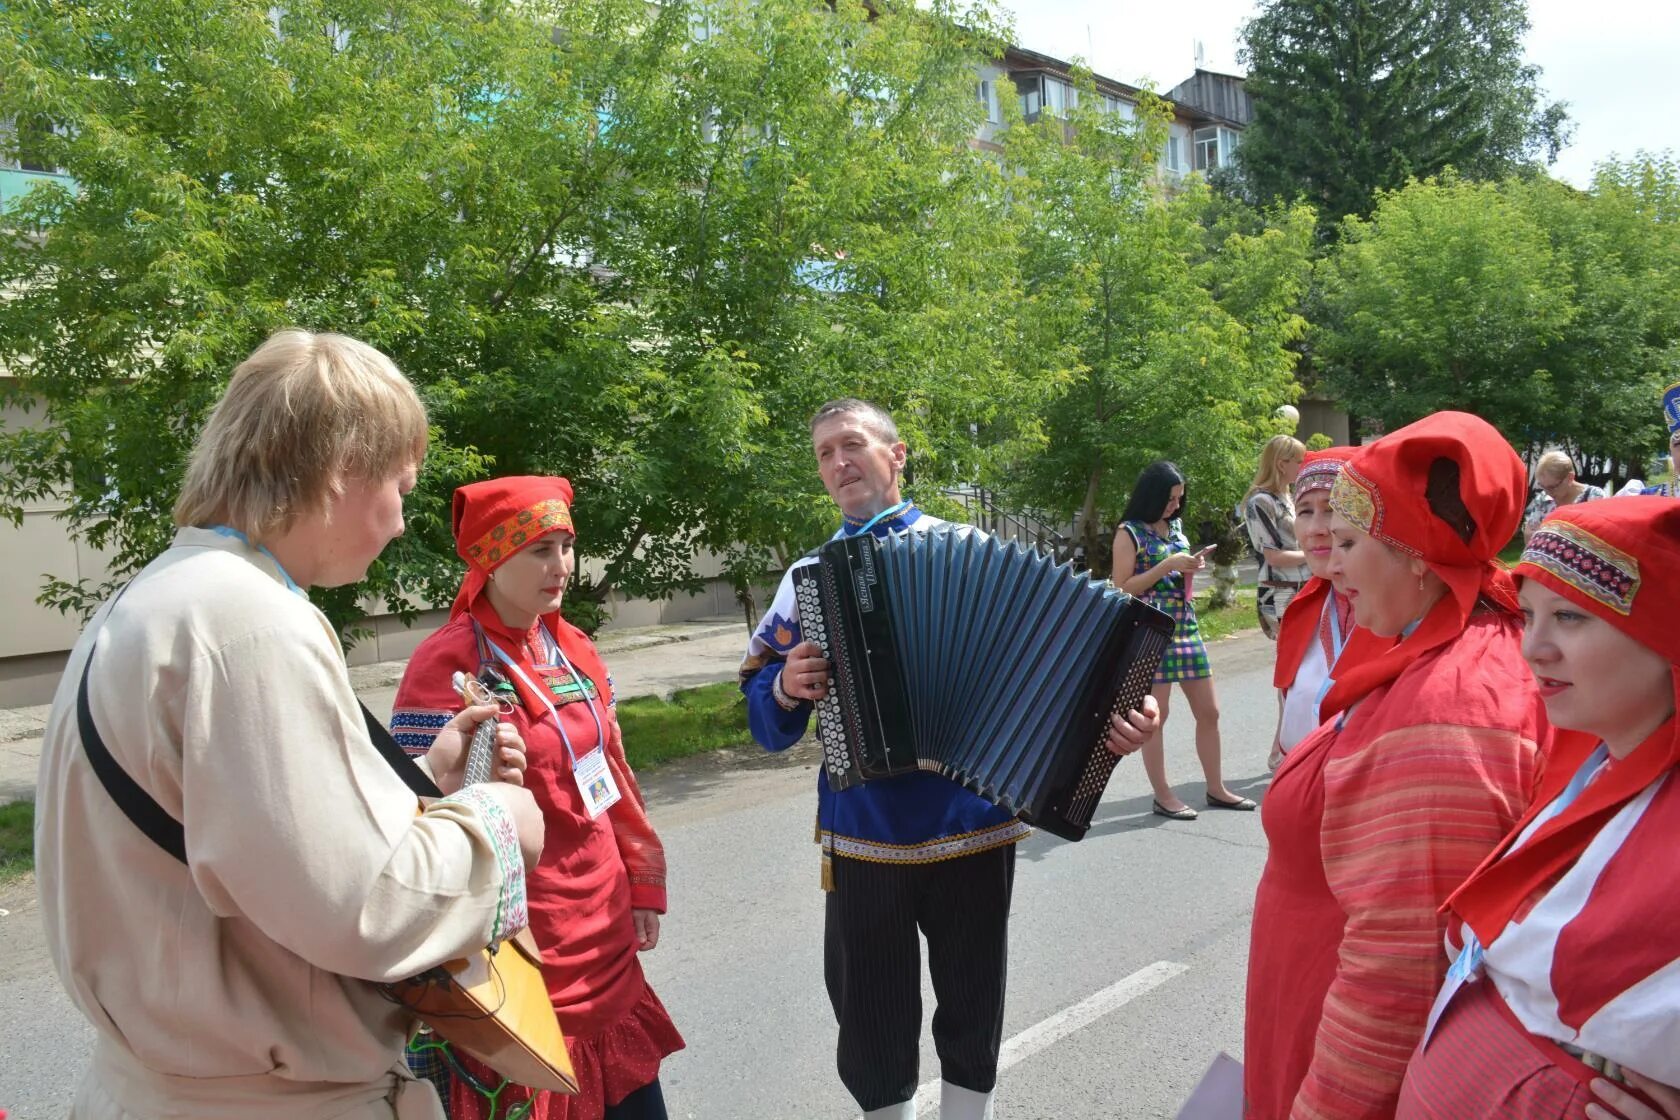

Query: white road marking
856 959 1191 1118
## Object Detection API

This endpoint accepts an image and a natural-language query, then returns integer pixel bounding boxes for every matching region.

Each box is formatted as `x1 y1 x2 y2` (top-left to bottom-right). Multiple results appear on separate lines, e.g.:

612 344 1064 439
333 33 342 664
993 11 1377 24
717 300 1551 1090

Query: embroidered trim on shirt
1523 521 1640 615
820 819 1032 864
390 707 453 757
442 785 529 942
464 499 574 568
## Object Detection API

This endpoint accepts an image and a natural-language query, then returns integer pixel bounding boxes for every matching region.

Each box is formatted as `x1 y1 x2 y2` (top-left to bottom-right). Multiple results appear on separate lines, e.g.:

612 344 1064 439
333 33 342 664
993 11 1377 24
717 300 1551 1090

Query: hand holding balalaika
793 527 1174 841
451 671 501 788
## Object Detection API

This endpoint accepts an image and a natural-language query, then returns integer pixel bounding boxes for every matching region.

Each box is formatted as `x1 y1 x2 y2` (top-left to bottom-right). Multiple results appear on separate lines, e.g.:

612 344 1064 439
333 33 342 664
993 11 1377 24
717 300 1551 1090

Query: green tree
990 77 1316 571
1237 0 1570 227
1316 165 1680 472
0 0 1024 634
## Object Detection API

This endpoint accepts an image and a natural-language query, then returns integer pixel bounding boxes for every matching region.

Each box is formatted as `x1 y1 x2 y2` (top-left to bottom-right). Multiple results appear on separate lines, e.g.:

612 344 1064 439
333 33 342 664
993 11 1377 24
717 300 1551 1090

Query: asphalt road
0 631 1279 1120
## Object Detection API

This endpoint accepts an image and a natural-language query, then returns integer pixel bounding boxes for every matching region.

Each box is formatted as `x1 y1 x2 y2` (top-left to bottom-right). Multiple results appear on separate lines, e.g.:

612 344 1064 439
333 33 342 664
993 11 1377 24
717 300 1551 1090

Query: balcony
0 167 75 212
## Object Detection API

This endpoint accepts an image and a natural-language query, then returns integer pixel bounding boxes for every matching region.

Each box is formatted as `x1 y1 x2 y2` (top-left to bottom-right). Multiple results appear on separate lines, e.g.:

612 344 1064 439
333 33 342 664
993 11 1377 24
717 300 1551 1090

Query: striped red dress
1245 611 1545 1120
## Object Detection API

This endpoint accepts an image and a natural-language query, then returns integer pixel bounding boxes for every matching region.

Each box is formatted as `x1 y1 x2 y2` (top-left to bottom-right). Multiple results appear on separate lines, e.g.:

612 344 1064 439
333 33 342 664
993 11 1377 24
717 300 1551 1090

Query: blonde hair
1534 449 1576 485
1247 434 1306 498
173 330 428 543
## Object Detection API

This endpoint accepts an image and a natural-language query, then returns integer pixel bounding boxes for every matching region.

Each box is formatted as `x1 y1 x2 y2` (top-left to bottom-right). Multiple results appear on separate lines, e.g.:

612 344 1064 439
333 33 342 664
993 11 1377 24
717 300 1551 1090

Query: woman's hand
426 703 529 795
1588 1072 1680 1120
1167 550 1209 574
1104 695 1161 757
633 909 661 952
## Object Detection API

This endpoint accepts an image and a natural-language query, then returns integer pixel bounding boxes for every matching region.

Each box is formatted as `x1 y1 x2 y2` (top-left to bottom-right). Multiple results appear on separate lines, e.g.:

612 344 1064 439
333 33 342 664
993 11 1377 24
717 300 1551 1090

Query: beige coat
36 528 526 1118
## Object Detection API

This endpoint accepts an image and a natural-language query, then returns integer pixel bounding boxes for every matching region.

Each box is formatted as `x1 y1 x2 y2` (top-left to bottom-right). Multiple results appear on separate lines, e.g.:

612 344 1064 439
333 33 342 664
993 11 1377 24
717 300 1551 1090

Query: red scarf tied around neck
1448 496 1680 945
449 475 612 718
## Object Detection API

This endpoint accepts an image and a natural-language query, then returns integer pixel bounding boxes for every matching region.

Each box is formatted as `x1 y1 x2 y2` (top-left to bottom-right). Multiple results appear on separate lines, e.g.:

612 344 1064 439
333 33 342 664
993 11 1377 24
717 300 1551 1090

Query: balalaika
793 527 1175 841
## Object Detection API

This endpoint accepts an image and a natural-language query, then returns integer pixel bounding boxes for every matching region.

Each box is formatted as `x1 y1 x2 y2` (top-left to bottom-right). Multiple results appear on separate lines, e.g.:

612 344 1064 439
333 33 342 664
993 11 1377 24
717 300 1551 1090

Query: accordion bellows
794 527 1175 841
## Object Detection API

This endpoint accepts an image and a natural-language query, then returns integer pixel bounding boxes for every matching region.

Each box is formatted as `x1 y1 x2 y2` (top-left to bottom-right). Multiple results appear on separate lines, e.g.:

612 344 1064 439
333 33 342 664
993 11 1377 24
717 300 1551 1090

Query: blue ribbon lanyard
1327 596 1347 661
480 624 605 765
848 500 913 537
207 524 303 595
1425 742 1610 1044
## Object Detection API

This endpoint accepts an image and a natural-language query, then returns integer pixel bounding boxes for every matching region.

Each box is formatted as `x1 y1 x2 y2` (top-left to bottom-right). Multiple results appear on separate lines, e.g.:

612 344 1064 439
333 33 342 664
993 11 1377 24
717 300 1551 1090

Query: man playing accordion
738 398 1158 1120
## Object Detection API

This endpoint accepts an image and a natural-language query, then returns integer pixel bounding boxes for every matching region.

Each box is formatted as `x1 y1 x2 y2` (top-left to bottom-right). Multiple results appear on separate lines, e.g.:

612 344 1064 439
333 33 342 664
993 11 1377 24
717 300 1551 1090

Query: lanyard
1313 597 1346 713
479 622 605 765
1449 743 1610 982
207 525 303 595
847 500 913 537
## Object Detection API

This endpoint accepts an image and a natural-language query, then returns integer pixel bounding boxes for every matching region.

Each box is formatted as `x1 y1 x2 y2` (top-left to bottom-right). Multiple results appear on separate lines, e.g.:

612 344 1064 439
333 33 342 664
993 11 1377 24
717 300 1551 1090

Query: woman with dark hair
1113 460 1253 819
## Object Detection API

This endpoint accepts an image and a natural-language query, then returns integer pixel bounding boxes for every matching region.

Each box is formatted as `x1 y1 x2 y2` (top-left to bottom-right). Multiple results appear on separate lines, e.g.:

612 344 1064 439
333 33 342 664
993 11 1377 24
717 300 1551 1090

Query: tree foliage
1316 163 1680 471
0 0 1024 632
1237 0 1570 226
991 79 1316 569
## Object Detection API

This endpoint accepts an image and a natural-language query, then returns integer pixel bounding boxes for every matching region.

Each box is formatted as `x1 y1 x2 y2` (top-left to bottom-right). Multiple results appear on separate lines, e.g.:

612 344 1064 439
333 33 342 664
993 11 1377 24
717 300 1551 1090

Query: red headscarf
449 476 611 719
1318 412 1527 718
1273 446 1360 689
1448 496 1680 943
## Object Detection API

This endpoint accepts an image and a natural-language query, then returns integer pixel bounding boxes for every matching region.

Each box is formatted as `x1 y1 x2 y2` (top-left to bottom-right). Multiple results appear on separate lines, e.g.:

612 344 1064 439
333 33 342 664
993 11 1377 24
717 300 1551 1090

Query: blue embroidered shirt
738 505 1030 864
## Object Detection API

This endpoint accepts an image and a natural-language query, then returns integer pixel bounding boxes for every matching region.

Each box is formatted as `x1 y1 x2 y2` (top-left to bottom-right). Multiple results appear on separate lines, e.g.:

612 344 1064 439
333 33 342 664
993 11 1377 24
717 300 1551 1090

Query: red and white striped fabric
1479 761 1680 1083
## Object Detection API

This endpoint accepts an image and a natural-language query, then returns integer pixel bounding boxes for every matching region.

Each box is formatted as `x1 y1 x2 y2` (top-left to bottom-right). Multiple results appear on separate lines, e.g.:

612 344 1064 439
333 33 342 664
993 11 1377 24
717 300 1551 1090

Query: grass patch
617 681 752 770
1193 586 1261 644
0 799 33 884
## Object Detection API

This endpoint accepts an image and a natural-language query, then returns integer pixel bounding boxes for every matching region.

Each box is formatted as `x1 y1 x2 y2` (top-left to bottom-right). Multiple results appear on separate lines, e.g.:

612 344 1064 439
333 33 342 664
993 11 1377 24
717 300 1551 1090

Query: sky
992 0 1680 188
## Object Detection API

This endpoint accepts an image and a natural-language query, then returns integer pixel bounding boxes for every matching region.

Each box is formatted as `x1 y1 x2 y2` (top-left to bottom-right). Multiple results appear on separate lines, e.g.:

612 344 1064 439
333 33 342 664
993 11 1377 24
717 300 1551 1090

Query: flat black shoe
1205 793 1257 811
1152 799 1199 820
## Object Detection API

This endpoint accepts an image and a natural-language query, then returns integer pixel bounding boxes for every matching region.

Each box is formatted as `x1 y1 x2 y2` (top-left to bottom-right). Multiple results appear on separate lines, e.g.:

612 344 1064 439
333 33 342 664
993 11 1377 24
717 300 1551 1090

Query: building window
1163 136 1181 172
1101 94 1135 119
1017 75 1042 120
977 79 1001 124
5 116 67 174
1193 126 1220 171
1042 77 1076 118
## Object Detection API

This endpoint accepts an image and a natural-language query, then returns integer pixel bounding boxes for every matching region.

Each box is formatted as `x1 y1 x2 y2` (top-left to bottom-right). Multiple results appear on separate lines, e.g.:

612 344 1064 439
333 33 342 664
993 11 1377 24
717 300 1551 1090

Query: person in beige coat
34 329 545 1119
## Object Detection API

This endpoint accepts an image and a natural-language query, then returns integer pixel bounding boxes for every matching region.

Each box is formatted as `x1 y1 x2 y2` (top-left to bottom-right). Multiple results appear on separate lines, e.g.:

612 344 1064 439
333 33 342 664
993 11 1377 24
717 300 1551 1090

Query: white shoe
863 1102 915 1120
940 1081 995 1120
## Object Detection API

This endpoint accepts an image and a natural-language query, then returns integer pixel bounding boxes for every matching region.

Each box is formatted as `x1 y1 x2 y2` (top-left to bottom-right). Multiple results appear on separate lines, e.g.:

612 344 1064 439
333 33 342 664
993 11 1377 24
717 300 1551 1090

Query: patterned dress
1120 519 1210 682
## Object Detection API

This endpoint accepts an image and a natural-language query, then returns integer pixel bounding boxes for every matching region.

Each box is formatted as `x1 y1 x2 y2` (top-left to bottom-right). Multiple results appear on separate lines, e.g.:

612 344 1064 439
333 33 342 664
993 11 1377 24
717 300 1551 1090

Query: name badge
573 745 621 819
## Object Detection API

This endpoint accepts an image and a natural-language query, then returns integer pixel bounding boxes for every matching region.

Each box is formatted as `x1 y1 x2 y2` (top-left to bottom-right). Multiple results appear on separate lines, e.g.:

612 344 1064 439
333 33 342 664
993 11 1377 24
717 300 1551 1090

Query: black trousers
824 843 1016 1111
604 1077 666 1120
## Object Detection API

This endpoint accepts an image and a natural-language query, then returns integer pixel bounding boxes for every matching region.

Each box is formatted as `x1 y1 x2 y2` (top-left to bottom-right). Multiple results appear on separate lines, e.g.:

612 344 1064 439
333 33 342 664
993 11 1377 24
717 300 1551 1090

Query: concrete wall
1297 396 1353 447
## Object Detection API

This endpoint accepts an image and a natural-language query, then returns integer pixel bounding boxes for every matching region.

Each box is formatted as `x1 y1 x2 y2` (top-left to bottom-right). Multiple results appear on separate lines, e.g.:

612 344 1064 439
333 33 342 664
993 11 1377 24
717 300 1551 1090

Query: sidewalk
0 615 754 806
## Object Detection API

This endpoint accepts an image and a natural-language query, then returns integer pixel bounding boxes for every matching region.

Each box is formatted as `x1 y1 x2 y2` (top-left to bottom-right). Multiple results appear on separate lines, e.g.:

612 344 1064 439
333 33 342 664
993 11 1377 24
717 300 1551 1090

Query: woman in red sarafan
1245 412 1551 1120
393 475 683 1120
1397 497 1680 1120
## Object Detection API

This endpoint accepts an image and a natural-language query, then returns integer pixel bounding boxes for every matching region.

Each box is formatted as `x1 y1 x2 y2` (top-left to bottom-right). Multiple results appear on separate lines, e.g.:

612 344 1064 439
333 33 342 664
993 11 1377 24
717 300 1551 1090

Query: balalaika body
793 527 1175 841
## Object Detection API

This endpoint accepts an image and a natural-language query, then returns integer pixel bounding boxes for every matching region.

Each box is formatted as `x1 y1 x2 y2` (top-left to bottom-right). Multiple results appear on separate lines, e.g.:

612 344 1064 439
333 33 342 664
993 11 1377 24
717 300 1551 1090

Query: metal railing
941 484 1077 562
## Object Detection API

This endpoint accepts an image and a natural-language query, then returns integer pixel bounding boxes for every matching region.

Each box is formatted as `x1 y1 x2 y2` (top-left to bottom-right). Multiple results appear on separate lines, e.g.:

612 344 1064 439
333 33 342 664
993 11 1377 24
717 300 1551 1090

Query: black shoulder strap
75 588 445 863
77 637 188 864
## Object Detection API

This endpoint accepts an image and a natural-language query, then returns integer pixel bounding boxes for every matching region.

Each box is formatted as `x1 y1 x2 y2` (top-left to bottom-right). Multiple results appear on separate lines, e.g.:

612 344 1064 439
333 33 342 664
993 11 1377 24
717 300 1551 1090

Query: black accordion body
792 526 1175 841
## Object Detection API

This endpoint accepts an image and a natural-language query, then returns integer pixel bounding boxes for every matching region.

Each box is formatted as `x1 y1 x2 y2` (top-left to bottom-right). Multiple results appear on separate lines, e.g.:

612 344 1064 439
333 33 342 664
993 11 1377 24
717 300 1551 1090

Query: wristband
772 667 804 712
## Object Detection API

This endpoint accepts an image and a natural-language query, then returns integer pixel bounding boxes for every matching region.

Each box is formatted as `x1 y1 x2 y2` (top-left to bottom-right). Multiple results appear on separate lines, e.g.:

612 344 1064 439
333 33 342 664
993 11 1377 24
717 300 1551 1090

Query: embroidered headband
1517 496 1680 661
1293 446 1355 501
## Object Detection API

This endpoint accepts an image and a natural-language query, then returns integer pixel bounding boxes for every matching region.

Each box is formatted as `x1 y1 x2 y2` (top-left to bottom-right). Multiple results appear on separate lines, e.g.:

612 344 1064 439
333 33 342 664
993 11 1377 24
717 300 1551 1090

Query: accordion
793 526 1175 841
